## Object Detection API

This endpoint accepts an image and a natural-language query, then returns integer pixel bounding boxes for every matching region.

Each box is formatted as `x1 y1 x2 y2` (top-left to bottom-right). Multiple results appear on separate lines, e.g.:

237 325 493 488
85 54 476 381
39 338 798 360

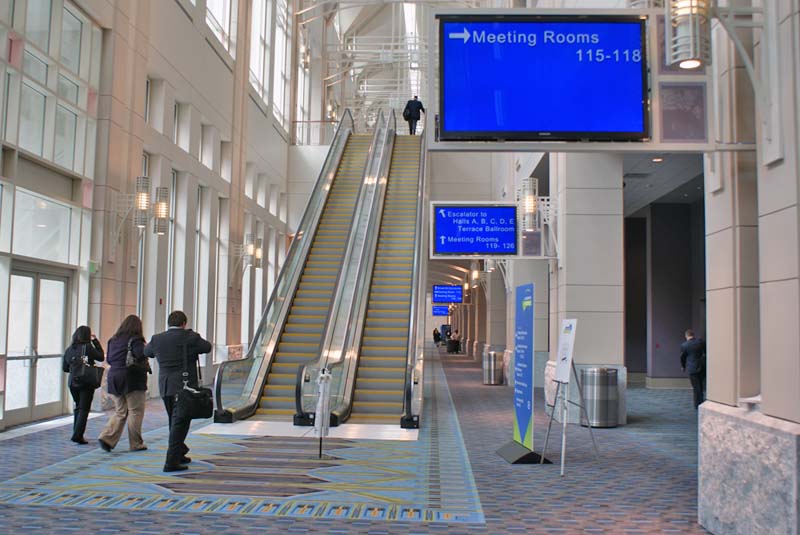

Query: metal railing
295 110 397 426
293 120 338 146
213 110 355 423
401 123 428 429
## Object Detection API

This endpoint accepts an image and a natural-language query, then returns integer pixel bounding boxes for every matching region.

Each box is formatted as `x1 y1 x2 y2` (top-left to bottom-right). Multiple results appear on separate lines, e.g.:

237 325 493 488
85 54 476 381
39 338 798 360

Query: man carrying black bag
145 310 212 472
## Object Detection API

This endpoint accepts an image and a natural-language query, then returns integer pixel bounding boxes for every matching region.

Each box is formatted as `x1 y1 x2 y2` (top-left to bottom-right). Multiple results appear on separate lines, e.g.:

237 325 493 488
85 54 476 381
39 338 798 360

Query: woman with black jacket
61 325 105 444
97 315 149 452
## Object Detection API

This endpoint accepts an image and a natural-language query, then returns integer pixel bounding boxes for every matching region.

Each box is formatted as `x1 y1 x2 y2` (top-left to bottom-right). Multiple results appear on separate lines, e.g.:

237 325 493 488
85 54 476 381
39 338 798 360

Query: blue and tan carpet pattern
0 348 707 534
0 357 482 524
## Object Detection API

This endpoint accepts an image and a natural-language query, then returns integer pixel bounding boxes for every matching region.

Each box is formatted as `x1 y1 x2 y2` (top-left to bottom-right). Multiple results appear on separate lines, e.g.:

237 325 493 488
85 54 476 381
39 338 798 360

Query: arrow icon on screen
448 28 470 44
440 236 446 245
438 209 446 218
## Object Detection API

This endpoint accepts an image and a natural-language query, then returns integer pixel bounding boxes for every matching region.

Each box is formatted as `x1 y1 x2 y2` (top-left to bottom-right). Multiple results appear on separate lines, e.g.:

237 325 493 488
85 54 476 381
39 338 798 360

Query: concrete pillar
699 5 800 533
506 259 549 386
546 153 626 425
474 285 487 360
485 270 507 354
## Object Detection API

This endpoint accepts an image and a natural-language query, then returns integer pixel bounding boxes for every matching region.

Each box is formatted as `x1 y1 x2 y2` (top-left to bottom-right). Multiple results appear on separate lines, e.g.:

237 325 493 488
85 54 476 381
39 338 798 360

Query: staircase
349 135 421 424
255 134 372 420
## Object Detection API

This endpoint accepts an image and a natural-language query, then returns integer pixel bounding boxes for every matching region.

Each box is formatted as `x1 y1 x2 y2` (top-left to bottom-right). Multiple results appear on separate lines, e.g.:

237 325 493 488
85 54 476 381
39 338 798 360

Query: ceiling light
652 157 664 163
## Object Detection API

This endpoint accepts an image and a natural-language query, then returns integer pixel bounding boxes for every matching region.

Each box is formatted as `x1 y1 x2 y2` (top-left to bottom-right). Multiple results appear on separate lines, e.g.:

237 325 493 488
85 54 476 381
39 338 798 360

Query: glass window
25 0 52 52
272 0 291 127
166 169 177 324
249 0 272 101
54 104 77 169
144 78 151 123
19 82 46 156
12 189 72 263
206 0 234 55
23 50 48 85
60 7 82 73
57 74 79 104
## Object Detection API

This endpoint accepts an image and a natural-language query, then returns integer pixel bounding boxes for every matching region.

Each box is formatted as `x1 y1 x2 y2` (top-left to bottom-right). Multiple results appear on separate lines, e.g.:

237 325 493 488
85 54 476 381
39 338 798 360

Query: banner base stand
496 441 552 464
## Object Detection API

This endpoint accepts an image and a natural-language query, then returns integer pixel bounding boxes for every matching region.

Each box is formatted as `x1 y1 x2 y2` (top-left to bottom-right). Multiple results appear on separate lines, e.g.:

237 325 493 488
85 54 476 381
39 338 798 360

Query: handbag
403 108 411 120
175 344 213 420
70 343 104 389
126 337 152 372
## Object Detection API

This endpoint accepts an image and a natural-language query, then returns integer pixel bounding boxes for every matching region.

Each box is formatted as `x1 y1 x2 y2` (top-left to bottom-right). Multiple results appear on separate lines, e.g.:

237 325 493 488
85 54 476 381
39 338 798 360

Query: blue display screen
439 16 647 141
433 204 517 255
432 285 463 303
432 305 450 316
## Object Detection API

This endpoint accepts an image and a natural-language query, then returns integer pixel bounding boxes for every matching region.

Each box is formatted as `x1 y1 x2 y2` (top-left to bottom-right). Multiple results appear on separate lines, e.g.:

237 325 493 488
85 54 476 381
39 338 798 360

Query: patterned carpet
0 348 708 534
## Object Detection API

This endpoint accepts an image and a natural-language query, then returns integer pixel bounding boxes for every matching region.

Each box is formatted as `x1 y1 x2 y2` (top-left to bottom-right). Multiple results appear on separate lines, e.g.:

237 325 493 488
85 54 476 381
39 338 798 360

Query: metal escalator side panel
347 135 423 425
255 135 373 421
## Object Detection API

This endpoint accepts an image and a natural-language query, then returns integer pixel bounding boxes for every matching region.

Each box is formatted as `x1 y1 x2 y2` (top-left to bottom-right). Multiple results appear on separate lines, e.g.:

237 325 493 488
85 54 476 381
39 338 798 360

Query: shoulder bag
70 344 104 389
175 344 213 420
126 337 152 373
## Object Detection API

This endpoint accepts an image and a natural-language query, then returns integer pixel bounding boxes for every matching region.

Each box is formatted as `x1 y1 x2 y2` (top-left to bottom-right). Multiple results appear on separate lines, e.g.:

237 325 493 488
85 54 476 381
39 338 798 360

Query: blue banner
432 305 450 316
513 283 535 449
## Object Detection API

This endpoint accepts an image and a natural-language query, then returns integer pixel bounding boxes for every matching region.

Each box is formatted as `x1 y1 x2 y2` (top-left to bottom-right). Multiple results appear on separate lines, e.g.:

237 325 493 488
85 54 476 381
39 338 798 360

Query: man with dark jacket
145 310 212 472
680 329 706 409
403 96 425 135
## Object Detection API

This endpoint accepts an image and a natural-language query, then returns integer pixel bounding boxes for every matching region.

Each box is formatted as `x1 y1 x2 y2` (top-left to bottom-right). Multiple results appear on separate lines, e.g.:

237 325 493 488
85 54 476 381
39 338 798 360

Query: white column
546 153 625 424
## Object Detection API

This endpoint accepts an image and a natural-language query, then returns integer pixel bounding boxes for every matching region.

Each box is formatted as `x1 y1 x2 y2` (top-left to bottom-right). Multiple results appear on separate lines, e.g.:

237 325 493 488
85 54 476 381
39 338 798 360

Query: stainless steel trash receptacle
581 368 618 427
483 351 504 385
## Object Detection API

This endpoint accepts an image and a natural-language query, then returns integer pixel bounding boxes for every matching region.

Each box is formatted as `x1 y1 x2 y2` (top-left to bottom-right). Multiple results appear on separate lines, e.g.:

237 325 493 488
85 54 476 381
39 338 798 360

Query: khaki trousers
98 390 147 450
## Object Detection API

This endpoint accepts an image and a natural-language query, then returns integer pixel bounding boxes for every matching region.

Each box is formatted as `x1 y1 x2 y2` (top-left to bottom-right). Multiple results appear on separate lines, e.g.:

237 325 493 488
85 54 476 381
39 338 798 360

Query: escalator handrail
326 110 397 423
214 110 355 422
294 111 389 422
295 111 397 423
401 119 428 426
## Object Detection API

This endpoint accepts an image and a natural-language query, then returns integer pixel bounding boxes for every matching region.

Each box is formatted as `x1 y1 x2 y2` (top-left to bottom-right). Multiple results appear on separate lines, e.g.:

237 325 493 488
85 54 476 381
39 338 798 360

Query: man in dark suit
145 310 212 472
403 96 425 135
680 329 706 409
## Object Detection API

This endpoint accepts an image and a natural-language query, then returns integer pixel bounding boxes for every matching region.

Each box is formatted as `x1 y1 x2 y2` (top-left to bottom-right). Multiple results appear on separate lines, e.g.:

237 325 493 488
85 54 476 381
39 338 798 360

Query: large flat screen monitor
432 305 450 316
439 14 648 141
432 285 464 303
432 203 518 256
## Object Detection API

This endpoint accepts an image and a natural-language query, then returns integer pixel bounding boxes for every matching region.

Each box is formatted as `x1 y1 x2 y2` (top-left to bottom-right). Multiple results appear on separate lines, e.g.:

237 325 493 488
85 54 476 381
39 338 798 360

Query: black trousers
689 372 706 409
69 386 95 441
407 119 418 135
163 395 190 466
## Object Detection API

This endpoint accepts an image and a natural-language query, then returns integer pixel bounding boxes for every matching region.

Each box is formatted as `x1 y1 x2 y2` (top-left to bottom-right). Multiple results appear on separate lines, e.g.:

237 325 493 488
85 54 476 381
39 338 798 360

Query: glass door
5 271 69 426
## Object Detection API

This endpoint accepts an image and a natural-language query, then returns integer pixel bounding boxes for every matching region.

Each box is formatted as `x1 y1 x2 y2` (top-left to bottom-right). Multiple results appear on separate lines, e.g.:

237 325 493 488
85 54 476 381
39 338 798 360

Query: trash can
580 367 618 428
483 351 504 385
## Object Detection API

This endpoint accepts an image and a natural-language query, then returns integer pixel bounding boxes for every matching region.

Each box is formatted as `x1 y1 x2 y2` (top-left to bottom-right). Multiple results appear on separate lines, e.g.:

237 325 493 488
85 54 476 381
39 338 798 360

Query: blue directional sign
439 15 647 141
432 285 463 304
432 305 450 316
513 283 535 449
433 204 517 256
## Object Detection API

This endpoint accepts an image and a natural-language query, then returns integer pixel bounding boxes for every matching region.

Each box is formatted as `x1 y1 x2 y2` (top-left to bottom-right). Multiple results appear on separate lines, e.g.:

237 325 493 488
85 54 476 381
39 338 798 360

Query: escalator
255 134 372 419
348 135 422 423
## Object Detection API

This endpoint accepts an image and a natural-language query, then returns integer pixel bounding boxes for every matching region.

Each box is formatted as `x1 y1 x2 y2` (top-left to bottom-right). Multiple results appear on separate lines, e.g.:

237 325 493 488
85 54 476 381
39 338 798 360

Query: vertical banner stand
540 360 599 476
314 368 332 459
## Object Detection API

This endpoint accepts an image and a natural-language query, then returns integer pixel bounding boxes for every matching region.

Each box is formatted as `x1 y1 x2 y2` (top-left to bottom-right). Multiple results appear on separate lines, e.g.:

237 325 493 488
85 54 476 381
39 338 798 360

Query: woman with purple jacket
97 315 149 452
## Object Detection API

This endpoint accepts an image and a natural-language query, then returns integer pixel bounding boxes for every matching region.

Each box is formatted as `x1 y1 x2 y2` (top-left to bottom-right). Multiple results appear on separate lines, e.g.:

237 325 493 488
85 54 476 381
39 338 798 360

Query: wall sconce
666 0 711 70
300 45 311 70
109 177 171 262
521 177 539 232
254 238 263 269
152 187 169 235
485 259 496 272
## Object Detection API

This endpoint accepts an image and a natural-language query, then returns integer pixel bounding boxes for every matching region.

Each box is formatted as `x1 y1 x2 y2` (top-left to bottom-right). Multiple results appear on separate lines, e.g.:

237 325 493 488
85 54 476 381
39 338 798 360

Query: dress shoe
98 439 113 452
71 437 89 445
163 464 188 473
181 456 192 464
130 445 148 452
